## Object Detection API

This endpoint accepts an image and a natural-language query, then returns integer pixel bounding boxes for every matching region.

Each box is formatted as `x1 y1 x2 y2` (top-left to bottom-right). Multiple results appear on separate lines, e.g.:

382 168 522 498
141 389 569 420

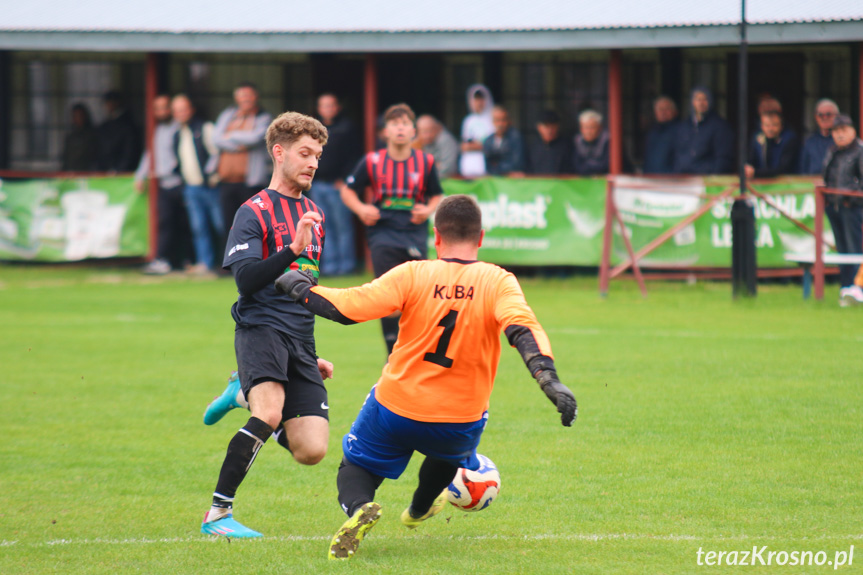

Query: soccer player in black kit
340 103 444 355
200 112 334 538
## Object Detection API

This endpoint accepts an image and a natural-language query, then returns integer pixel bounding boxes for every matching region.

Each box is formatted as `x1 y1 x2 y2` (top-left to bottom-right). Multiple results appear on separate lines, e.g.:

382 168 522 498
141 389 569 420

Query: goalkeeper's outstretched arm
275 268 403 325
275 269 358 325
505 325 578 427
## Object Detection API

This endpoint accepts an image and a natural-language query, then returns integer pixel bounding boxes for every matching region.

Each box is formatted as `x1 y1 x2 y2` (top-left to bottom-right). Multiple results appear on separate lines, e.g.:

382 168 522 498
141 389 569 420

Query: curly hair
265 112 329 160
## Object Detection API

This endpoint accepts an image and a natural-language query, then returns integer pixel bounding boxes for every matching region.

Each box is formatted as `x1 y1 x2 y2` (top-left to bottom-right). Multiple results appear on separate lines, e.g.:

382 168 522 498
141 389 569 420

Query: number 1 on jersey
423 309 458 368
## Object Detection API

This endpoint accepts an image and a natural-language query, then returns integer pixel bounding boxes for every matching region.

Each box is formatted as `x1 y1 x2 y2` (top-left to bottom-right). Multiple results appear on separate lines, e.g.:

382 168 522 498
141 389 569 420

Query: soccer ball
446 454 501 512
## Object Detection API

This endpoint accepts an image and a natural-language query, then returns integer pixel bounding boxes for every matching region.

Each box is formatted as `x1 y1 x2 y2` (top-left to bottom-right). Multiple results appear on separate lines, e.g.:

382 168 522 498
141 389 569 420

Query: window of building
441 55 485 138
501 51 609 144
8 52 144 171
168 53 313 122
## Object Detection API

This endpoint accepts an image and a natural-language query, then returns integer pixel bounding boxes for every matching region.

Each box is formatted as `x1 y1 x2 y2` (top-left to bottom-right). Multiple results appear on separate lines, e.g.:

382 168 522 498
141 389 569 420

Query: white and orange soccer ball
446 454 501 512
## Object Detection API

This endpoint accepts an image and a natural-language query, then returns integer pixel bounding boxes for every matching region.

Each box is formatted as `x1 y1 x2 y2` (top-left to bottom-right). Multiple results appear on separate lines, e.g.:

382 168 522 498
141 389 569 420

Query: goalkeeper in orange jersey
275 194 577 560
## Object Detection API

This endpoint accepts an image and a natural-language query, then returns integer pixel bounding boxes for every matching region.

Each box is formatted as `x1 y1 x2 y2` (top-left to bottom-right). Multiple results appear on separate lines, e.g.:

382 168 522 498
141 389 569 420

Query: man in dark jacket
97 90 140 172
483 105 525 175
672 87 734 175
311 93 362 276
800 99 840 175
643 96 678 174
822 114 863 305
745 111 799 178
526 110 573 175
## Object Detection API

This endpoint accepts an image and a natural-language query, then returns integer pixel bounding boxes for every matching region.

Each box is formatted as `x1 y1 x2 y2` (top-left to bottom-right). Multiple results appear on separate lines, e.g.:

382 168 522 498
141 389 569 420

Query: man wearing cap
822 114 863 305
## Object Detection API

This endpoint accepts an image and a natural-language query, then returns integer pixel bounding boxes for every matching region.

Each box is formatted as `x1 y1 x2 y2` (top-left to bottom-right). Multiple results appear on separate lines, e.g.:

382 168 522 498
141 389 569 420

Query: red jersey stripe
374 152 385 203
245 198 270 260
406 153 416 198
396 160 405 199
386 156 395 198
280 197 298 246
415 151 427 203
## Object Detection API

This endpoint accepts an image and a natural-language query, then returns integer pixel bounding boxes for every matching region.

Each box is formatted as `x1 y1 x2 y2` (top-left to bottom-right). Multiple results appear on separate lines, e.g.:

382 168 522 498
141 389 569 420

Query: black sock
410 457 459 517
337 457 385 517
381 317 399 355
273 426 292 453
212 416 273 508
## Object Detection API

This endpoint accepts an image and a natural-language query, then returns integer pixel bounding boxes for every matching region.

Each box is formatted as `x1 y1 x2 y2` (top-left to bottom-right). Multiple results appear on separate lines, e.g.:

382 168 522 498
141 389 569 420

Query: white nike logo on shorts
321 402 329 410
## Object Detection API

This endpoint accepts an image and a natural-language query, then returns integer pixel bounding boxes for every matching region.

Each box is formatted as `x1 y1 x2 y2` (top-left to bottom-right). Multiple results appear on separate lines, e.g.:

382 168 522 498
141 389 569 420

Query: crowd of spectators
60 82 862 291
127 85 367 278
416 84 849 180
129 84 277 277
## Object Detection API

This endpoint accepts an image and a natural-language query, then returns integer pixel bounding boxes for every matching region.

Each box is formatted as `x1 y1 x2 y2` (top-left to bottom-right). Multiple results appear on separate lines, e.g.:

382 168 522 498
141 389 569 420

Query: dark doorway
727 52 805 164
311 54 365 127
378 55 445 118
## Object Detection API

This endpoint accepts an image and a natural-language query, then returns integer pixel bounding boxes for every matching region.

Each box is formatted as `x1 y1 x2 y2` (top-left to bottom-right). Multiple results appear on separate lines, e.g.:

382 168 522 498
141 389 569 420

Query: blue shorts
342 387 487 480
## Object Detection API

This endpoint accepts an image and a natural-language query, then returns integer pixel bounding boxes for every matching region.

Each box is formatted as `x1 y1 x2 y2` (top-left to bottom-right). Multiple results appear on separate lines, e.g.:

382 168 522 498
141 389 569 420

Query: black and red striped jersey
346 149 443 249
223 188 325 340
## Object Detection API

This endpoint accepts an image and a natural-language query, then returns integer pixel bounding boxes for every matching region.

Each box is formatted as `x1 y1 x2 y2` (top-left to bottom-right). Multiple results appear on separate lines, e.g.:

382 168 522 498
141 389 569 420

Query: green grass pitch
1 265 860 574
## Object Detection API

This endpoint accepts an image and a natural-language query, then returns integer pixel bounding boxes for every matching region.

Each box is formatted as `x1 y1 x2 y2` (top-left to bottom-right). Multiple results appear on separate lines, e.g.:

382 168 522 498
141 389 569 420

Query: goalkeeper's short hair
435 195 483 244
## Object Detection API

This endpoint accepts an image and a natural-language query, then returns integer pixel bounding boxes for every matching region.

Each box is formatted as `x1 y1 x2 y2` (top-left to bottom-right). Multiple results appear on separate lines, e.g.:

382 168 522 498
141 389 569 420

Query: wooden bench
784 253 863 299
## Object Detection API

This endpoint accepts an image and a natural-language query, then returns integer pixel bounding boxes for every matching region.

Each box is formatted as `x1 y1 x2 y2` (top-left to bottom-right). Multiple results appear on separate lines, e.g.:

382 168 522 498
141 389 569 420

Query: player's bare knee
292 444 327 465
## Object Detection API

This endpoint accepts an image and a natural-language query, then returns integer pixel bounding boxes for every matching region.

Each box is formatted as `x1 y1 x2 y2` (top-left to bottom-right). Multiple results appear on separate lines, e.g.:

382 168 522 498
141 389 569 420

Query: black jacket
823 140 863 206
526 135 573 175
97 109 140 172
315 113 362 183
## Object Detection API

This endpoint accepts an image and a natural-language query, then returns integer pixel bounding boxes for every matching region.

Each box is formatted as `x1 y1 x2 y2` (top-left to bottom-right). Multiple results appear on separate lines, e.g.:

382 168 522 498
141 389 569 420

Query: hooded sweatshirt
459 84 495 177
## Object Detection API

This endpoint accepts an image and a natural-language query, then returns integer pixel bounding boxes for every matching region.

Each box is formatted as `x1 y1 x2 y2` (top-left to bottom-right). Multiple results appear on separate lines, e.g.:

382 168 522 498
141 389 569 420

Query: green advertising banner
440 177 608 266
0 174 822 267
440 176 824 268
0 176 149 262
609 176 822 267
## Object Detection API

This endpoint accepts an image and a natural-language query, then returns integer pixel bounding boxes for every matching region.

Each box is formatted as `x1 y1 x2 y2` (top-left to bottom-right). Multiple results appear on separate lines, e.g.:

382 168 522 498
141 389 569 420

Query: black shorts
371 244 426 278
234 325 329 422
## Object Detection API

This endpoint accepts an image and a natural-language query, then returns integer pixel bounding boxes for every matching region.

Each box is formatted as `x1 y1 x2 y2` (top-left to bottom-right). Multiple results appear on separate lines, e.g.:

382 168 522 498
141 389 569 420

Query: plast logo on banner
474 194 548 231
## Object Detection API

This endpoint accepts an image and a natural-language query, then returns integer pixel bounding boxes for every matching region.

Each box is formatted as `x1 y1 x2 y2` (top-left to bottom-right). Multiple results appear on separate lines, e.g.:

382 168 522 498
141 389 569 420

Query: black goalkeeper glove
535 369 578 427
274 269 317 300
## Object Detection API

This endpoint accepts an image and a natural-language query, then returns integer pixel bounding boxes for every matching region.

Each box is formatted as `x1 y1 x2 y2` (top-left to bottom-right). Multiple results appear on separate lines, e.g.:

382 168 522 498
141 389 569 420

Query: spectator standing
822 115 863 305
62 103 99 171
459 84 495 177
134 95 191 275
526 110 573 175
416 115 459 178
97 90 140 172
800 99 840 175
172 94 221 276
211 83 273 239
340 104 444 355
312 93 362 276
573 109 609 176
673 87 734 175
642 96 679 174
745 111 800 178
483 105 525 176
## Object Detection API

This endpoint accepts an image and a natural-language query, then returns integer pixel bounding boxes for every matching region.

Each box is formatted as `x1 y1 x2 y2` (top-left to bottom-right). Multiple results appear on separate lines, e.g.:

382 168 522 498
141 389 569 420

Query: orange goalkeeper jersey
309 257 553 423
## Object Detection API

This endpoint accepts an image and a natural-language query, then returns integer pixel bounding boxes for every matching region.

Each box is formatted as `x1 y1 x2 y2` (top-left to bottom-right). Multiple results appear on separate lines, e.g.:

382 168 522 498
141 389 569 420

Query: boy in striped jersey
340 103 444 355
